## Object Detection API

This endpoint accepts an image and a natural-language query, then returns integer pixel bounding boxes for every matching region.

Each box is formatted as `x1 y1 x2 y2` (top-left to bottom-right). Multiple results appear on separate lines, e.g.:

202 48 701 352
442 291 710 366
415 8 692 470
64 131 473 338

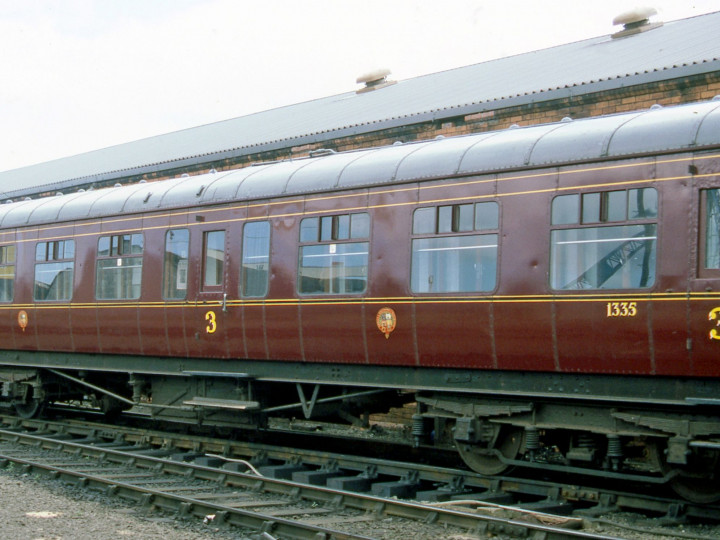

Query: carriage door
193 228 230 357
691 187 720 377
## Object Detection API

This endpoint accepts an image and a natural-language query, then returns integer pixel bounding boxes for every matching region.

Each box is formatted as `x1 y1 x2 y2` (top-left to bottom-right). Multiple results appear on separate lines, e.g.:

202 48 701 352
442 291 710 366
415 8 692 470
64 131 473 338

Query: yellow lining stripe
0 292 717 312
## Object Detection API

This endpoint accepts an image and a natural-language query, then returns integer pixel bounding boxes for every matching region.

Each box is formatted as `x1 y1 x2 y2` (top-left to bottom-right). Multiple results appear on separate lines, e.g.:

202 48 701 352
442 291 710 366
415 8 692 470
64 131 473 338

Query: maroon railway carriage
1 100 720 501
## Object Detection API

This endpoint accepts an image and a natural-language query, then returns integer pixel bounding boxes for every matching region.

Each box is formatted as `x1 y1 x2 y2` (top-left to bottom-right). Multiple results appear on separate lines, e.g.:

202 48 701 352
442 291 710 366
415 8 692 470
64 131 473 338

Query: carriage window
298 212 369 294
163 229 189 300
34 240 75 301
0 245 16 302
701 189 720 275
241 221 270 297
96 233 144 300
550 188 657 290
411 202 499 293
203 231 225 288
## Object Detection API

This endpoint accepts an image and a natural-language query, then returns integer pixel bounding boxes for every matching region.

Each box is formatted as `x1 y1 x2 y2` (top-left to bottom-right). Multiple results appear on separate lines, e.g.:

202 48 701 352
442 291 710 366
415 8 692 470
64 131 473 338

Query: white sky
1 0 718 172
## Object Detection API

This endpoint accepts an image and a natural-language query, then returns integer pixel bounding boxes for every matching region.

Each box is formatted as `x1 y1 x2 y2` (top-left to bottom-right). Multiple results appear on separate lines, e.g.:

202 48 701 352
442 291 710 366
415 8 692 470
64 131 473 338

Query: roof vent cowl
356 68 396 94
612 6 663 39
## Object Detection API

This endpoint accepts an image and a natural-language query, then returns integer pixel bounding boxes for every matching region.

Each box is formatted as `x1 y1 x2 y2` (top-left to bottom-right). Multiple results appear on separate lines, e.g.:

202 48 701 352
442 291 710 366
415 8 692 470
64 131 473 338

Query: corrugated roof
2 10 719 199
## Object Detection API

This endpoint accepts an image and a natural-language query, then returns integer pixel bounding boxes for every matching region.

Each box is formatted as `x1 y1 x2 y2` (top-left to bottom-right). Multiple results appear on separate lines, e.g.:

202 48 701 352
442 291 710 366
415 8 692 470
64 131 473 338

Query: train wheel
456 426 524 476
14 398 45 419
667 448 720 504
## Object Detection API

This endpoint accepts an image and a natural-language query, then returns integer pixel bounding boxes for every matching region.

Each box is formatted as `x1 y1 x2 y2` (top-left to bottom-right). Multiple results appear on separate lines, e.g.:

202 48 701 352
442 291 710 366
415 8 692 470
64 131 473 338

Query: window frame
549 188 658 291
34 239 75 302
699 188 720 279
410 201 500 294
202 230 226 290
297 212 370 295
95 232 144 300
240 221 271 298
162 228 190 300
0 244 16 303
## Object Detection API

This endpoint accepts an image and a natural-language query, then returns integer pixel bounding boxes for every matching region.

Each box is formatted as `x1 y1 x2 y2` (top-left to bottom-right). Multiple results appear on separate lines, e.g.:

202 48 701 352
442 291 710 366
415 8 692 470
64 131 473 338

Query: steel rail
2 413 719 523
0 427 618 540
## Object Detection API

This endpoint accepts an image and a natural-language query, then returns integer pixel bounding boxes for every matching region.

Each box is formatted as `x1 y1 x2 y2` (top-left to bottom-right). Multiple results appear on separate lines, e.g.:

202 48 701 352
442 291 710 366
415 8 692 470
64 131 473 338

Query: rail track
0 413 718 539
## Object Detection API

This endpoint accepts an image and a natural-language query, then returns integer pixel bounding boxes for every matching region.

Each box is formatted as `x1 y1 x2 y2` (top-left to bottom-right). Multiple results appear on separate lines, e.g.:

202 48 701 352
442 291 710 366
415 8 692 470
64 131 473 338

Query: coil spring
607 434 623 458
411 414 426 438
577 435 596 449
525 427 540 450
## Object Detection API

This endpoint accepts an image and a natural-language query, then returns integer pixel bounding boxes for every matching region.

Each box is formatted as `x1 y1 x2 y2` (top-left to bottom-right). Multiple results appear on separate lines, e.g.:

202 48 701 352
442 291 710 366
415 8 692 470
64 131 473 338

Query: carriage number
606 302 637 317
205 310 218 334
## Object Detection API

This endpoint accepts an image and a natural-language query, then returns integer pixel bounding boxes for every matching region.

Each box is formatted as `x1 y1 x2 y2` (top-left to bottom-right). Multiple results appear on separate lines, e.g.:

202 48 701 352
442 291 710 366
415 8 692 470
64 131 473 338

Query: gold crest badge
376 307 396 339
17 310 28 331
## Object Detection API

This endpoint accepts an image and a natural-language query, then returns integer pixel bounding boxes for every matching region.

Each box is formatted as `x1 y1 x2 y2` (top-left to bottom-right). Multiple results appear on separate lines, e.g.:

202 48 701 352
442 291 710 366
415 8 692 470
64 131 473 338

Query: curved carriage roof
1 11 719 200
1 99 720 229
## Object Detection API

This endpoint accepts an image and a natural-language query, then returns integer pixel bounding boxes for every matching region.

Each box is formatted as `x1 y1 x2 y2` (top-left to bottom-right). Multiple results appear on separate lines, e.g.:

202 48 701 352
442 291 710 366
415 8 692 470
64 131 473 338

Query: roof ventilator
611 6 662 39
309 148 336 157
356 68 396 94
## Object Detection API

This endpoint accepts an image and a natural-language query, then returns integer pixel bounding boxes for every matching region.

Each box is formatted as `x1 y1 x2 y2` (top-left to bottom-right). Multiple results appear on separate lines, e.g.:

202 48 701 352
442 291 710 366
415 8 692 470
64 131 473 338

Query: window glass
551 188 657 291
96 234 143 300
336 214 350 240
241 221 270 297
412 235 497 293
606 191 627 222
300 217 318 243
98 236 110 256
551 224 656 290
163 229 189 300
203 231 225 287
438 205 453 233
705 189 720 270
581 193 600 223
350 213 370 239
413 207 435 234
299 242 368 294
34 240 75 301
552 194 579 225
298 212 370 295
474 202 499 230
0 245 16 302
629 188 658 219
320 216 333 241
411 201 500 294
457 204 474 232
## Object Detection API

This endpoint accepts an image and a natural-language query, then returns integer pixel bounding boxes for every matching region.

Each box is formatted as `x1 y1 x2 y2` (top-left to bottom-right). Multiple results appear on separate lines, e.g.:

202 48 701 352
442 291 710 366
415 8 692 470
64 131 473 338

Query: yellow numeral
606 302 637 317
205 310 218 334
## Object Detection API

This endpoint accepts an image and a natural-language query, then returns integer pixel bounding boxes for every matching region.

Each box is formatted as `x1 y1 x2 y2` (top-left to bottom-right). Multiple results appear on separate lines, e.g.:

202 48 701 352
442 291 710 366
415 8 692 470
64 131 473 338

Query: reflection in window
298 212 369 295
550 188 657 291
0 245 16 302
163 229 189 300
552 188 657 225
241 221 270 297
411 235 498 293
411 202 499 293
299 242 369 294
203 231 225 287
96 234 143 300
35 240 75 301
551 225 656 289
300 212 369 242
705 189 720 270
